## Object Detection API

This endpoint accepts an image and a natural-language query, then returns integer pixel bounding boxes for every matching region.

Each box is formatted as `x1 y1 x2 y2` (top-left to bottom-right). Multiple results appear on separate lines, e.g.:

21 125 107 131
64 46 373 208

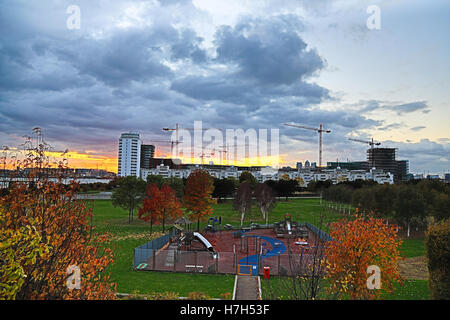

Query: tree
138 183 183 233
0 210 48 300
146 174 165 188
233 182 253 226
164 177 185 201
254 183 276 225
425 218 450 299
112 176 146 223
159 184 183 232
138 183 163 234
276 179 298 201
394 186 426 237
324 216 403 300
0 132 116 299
212 178 236 202
183 169 215 231
239 171 257 187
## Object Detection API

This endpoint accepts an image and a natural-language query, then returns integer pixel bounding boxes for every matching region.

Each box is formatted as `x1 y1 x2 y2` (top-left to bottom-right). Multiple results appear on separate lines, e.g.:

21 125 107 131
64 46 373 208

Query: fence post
195 251 198 273
152 250 156 270
173 248 177 271
277 253 280 275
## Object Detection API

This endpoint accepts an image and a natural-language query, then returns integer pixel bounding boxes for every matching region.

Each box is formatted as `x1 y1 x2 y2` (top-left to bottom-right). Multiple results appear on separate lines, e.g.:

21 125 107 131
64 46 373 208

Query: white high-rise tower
118 132 141 177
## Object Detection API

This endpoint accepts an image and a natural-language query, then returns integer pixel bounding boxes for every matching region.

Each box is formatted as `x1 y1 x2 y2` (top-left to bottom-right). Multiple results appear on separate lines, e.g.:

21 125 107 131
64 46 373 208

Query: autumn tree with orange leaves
138 183 183 233
0 131 116 300
183 169 215 231
324 215 403 300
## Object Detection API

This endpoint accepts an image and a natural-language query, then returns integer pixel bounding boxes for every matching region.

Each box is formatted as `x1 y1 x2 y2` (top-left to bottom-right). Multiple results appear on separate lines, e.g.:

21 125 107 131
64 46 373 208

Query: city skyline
1 1 449 175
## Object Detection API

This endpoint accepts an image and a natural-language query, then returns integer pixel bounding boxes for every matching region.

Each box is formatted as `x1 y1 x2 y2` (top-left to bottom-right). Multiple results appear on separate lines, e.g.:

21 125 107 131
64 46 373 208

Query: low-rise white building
140 163 394 185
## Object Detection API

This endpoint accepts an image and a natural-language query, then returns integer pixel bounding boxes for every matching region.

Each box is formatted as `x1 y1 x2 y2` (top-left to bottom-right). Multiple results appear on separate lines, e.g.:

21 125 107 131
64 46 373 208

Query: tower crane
284 123 331 168
348 137 381 149
348 137 381 168
162 124 223 161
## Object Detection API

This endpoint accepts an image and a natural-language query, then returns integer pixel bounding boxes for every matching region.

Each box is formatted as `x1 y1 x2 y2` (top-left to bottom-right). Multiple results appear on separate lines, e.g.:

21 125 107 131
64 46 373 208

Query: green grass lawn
261 277 430 300
400 238 426 258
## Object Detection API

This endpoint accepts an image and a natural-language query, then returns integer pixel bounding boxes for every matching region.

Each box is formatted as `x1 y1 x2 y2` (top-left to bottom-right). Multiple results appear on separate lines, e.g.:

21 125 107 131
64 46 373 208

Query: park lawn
400 238 426 258
381 280 430 300
261 277 430 300
107 237 235 298
91 199 236 298
91 198 340 298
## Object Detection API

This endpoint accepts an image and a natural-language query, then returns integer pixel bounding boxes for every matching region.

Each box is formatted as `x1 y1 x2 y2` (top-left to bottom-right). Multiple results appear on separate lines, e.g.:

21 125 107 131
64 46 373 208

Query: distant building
427 174 440 180
118 132 141 177
296 162 303 170
367 148 408 183
396 160 409 182
305 160 310 168
327 161 369 171
141 163 394 185
445 173 450 183
148 158 180 170
140 144 155 169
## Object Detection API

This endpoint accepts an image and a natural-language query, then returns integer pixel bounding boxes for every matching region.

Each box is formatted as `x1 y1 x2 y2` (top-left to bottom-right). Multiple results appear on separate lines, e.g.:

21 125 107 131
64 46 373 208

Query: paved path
234 276 261 300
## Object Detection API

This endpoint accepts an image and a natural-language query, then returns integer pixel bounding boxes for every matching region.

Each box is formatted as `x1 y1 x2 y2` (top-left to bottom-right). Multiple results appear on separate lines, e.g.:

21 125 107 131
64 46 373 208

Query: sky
0 0 449 174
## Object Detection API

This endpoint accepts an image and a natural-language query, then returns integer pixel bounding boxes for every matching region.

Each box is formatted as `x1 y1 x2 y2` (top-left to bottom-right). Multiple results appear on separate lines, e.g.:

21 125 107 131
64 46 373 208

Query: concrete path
233 276 261 300
164 243 178 267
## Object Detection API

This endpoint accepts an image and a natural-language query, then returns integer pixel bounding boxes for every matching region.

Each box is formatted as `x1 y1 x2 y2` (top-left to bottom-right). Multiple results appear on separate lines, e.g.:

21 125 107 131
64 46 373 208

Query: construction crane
348 137 381 149
348 137 381 168
150 140 181 156
284 123 331 168
162 124 223 160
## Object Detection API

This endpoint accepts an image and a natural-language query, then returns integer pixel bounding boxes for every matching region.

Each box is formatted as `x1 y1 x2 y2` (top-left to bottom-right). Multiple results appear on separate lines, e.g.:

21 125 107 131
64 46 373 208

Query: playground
134 215 328 277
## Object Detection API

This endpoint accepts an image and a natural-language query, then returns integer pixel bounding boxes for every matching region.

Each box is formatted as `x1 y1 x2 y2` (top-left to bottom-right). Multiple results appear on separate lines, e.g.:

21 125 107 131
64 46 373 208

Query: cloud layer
0 0 447 174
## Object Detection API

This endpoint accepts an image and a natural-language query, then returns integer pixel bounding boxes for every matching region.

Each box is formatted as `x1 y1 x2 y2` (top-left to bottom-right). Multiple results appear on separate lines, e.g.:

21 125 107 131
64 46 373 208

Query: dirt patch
399 256 428 280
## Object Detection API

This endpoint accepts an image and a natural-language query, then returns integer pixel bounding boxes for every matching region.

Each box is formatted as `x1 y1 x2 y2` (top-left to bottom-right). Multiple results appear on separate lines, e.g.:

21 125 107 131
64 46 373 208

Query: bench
185 265 203 272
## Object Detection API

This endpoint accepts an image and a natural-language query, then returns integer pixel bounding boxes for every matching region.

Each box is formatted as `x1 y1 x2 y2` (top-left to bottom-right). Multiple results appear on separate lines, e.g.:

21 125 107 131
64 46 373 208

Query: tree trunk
407 222 410 237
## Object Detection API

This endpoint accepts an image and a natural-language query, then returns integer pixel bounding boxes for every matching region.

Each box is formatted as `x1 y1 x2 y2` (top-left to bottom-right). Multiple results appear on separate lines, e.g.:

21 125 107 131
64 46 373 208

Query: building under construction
367 148 409 183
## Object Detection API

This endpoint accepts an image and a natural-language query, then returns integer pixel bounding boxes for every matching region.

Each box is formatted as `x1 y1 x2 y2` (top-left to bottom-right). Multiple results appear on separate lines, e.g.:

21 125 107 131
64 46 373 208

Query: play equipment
204 216 222 235
178 230 218 258
273 214 309 239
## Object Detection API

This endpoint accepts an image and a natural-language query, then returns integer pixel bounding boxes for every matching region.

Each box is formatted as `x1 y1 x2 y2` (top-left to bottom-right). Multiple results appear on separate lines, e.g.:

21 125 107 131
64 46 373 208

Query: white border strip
257 276 262 300
232 275 238 300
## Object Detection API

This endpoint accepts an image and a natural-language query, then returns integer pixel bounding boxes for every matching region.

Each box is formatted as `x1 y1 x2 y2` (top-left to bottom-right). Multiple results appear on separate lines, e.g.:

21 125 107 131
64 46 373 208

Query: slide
193 232 218 258
286 220 292 235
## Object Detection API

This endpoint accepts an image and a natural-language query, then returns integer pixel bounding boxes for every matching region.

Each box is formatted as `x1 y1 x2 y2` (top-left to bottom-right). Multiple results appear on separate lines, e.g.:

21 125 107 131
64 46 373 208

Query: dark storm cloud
171 15 330 114
214 15 324 85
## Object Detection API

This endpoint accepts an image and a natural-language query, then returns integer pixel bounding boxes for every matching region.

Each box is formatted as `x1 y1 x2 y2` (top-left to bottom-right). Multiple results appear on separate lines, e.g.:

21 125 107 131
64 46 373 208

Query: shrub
425 218 450 300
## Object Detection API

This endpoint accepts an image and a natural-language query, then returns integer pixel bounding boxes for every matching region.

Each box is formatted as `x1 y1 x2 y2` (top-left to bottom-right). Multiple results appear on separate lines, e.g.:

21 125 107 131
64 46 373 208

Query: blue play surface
238 235 286 275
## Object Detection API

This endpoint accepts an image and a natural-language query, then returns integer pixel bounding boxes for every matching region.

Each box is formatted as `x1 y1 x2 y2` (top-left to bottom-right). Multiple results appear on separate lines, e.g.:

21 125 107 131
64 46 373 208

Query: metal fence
133 223 332 276
133 232 174 268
